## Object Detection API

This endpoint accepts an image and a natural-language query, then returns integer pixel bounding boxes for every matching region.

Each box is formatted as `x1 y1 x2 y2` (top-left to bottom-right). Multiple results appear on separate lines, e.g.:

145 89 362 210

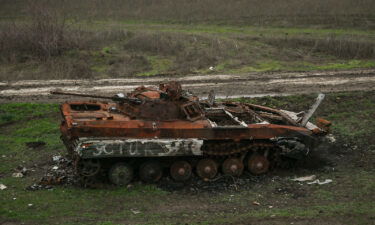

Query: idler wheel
196 159 218 181
77 159 101 177
108 162 134 186
222 158 244 177
139 161 163 183
247 154 270 175
170 161 192 181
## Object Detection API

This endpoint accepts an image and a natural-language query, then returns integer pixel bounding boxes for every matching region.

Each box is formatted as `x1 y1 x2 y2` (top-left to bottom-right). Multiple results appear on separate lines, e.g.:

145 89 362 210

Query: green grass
2 18 375 80
1 0 375 81
0 91 374 224
0 182 166 222
109 20 375 37
96 21 375 76
0 103 58 125
136 56 173 76
305 60 375 70
0 103 60 172
225 60 284 73
214 59 375 74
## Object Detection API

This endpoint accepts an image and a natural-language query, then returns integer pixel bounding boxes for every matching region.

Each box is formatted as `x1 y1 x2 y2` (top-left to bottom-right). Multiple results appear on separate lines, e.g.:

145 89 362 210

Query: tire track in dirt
0 69 374 102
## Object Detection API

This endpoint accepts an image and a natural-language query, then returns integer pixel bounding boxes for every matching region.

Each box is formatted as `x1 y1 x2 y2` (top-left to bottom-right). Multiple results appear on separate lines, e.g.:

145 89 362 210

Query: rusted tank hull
53 81 330 186
66 123 313 140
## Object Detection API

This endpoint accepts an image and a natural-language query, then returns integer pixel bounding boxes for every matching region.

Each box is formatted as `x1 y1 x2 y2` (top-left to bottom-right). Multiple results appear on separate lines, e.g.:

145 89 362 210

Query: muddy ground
1 69 375 103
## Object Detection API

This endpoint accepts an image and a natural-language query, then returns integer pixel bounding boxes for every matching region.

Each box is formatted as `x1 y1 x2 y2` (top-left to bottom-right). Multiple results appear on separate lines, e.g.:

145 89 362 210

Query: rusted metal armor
52 81 330 186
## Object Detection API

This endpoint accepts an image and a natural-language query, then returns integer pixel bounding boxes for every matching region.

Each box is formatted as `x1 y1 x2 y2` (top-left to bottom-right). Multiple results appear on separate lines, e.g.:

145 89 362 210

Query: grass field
1 1 374 224
0 0 375 80
1 0 375 28
1 92 374 224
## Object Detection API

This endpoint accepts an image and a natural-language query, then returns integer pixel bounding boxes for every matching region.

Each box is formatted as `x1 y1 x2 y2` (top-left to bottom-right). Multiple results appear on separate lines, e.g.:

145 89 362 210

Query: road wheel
247 154 270 175
139 161 163 183
77 159 101 177
108 162 133 186
196 158 218 181
222 158 244 177
170 161 192 181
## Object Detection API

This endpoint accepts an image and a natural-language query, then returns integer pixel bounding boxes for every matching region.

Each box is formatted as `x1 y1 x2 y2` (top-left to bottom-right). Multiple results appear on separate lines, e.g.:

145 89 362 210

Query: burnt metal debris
51 81 331 187
27 155 76 190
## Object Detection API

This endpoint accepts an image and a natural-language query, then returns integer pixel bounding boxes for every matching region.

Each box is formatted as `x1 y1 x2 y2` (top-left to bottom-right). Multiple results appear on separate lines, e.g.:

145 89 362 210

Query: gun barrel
50 91 113 100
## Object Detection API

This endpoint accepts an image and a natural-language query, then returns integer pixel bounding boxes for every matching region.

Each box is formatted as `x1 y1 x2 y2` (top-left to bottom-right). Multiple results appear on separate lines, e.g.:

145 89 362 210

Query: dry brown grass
262 35 375 59
1 0 374 28
123 32 185 56
0 1 135 80
123 32 241 73
0 1 96 80
0 2 83 62
108 54 151 77
0 0 374 80
1 28 374 80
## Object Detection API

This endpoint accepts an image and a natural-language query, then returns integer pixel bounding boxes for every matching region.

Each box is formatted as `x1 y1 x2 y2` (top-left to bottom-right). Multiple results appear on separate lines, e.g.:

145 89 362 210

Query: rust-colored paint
55 81 328 155
316 117 332 132
136 91 160 99
60 100 314 141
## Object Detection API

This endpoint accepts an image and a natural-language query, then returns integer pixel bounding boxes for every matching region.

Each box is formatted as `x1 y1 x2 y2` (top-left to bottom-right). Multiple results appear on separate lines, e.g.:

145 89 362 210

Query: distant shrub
109 54 152 76
123 32 185 56
0 1 83 62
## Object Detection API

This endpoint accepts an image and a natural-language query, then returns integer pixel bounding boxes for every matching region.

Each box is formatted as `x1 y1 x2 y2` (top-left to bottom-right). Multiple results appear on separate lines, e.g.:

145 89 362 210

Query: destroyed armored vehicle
52 81 330 186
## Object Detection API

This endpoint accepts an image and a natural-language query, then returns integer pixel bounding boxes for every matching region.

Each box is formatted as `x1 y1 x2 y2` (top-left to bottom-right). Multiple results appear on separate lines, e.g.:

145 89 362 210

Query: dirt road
1 69 374 102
